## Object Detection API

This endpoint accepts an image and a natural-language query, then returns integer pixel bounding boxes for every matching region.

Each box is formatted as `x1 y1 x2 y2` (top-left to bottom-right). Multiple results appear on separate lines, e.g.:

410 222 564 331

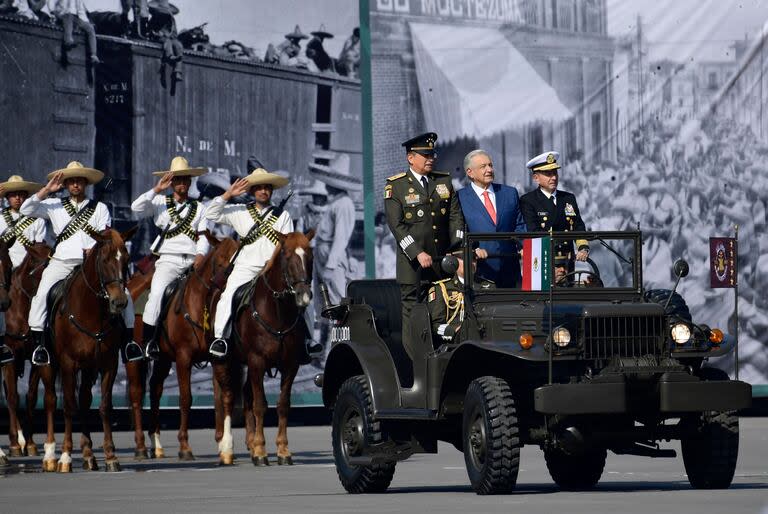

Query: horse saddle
157 269 190 324
233 281 255 316
222 281 255 339
44 266 82 340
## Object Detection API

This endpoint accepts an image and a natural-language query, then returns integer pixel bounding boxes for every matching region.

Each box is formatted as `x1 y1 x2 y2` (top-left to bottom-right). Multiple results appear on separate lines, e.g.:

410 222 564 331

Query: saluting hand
38 171 64 199
153 171 174 193
222 178 250 201
416 251 432 268
576 249 589 262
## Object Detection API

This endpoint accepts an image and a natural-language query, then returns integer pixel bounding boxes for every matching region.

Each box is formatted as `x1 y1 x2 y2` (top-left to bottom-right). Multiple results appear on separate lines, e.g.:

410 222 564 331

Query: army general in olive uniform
385 132 464 356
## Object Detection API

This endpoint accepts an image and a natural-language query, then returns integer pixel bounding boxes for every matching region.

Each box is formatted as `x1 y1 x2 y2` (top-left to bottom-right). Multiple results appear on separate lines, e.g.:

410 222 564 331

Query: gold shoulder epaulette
387 172 407 181
433 278 451 285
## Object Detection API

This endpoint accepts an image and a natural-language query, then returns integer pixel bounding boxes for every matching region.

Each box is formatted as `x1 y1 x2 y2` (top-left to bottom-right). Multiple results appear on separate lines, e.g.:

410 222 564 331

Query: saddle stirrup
123 339 144 363
209 338 228 358
142 322 159 361
0 344 14 365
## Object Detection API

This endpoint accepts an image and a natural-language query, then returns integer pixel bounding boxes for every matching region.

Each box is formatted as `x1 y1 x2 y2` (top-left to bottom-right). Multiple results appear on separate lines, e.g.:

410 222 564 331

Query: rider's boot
142 323 160 361
30 330 50 366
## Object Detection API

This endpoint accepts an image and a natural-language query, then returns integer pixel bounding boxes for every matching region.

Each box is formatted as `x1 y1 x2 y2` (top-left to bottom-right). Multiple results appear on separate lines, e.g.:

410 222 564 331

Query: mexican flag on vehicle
522 237 551 291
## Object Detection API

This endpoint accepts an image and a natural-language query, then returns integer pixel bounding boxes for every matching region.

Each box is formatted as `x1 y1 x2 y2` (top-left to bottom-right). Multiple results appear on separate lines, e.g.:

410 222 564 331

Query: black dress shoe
31 345 50 366
306 340 323 357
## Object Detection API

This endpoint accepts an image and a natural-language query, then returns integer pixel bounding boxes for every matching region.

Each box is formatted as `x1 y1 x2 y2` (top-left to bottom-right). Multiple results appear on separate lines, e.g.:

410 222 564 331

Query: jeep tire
544 445 607 490
681 367 739 489
462 376 521 495
644 289 692 321
332 376 396 493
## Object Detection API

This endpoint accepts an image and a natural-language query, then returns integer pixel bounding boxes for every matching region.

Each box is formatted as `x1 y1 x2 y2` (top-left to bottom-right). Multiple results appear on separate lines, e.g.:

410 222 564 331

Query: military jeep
317 230 752 495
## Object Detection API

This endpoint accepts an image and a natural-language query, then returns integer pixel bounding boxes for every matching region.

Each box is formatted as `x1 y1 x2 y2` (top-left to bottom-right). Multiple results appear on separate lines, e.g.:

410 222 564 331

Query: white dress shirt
131 190 210 256
20 195 109 261
205 197 293 266
540 188 557 205
470 181 497 212
409 168 430 189
0 209 47 268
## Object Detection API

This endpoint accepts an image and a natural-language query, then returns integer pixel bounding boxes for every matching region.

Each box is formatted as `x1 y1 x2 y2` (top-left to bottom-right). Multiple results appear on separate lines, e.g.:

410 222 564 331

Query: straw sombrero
147 0 179 15
152 156 207 177
47 161 104 185
308 153 362 192
298 180 328 196
310 24 334 39
244 168 289 189
0 175 43 197
285 25 309 40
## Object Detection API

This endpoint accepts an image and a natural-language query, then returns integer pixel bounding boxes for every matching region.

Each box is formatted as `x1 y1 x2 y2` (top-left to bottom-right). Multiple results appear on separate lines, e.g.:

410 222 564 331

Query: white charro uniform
130 190 210 326
0 208 48 269
205 197 292 339
0 208 48 339
20 195 135 332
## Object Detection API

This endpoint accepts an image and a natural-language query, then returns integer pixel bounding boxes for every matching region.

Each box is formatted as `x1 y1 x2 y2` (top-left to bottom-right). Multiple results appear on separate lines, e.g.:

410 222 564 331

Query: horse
213 230 314 466
40 227 136 473
1 242 50 461
123 266 154 460
134 235 239 462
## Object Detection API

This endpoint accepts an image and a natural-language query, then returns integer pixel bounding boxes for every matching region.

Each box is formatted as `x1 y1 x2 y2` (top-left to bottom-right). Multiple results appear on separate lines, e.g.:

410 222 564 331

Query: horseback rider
0 175 48 365
205 167 322 358
130 156 210 360
20 162 142 366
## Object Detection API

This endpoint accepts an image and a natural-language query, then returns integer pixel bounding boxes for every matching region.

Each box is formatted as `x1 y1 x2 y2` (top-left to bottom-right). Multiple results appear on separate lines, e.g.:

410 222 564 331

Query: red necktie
482 190 497 224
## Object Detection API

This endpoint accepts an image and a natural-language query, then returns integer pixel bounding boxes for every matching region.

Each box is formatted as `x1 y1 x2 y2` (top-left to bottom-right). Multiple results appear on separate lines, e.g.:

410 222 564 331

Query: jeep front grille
582 315 665 359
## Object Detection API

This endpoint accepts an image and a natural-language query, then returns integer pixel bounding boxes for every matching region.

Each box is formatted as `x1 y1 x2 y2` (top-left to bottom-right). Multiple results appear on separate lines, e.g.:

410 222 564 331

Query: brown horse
40 227 136 472
213 230 314 466
135 235 239 462
123 266 154 459
1 242 50 460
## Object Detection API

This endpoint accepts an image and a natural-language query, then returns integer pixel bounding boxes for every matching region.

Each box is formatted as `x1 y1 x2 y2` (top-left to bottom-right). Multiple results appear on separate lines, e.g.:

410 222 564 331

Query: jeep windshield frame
462 230 643 303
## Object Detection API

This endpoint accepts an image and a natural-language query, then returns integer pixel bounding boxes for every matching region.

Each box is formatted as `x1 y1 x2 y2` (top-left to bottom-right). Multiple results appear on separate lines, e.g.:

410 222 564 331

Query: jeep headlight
552 327 571 347
670 323 691 345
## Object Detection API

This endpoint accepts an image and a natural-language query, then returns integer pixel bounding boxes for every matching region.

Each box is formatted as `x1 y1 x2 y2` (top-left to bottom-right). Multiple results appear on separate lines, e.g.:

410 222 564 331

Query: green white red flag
522 237 551 291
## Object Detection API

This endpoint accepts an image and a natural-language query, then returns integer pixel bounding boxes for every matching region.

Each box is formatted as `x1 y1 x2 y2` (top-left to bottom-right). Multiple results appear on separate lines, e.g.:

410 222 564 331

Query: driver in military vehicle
553 248 603 287
427 255 493 346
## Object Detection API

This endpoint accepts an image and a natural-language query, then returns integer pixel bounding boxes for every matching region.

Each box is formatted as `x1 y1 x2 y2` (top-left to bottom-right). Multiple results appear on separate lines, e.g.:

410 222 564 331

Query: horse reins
67 240 127 343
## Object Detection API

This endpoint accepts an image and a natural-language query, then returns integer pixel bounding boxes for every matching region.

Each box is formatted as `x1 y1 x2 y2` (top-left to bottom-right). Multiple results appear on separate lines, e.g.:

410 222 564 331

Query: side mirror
441 255 459 275
673 259 689 278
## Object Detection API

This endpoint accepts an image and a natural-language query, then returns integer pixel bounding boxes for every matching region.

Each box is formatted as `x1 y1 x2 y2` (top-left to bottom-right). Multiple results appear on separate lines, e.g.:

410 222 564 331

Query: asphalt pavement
1 418 767 514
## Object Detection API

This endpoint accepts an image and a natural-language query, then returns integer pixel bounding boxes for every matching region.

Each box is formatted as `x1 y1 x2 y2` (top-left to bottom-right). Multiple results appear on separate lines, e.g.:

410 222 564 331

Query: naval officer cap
526 151 561 172
402 132 438 156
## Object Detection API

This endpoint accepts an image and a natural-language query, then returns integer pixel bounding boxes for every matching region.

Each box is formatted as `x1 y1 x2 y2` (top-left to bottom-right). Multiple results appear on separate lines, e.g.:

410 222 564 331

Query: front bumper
534 373 752 414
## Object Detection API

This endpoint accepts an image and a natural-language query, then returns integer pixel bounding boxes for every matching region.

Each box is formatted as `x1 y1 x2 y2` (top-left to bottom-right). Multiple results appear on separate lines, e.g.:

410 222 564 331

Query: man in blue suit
457 150 527 287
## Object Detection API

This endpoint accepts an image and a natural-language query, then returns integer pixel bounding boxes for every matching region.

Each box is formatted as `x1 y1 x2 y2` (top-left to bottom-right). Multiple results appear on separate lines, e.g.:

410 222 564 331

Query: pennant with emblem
709 237 737 288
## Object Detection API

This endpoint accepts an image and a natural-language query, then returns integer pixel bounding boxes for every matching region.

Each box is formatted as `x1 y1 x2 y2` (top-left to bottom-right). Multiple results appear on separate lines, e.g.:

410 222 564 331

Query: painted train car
0 15 362 255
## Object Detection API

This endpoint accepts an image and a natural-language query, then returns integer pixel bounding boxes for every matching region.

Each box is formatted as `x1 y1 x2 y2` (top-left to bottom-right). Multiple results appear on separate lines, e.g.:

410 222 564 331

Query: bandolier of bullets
242 203 280 246
60 198 99 241
0 208 37 247
164 195 199 240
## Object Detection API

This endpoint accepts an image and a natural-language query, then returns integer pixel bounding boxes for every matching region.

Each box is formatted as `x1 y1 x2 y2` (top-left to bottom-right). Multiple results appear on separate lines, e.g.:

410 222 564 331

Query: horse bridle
260 254 311 299
81 241 126 301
